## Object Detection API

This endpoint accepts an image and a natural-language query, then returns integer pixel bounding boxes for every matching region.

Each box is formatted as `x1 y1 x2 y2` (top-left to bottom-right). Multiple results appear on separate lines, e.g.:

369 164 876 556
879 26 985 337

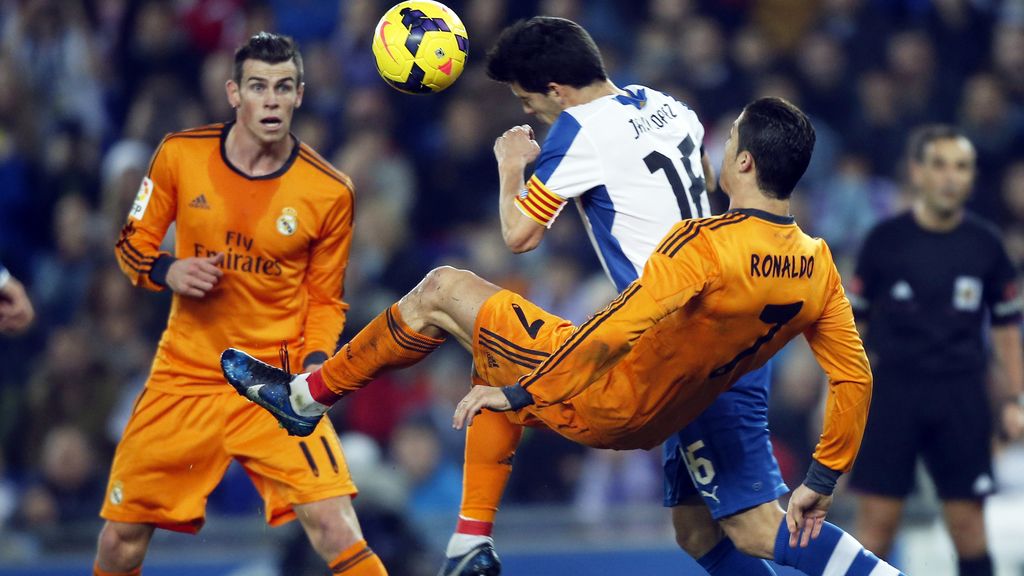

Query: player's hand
166 253 224 298
494 125 541 168
1002 401 1024 441
0 276 35 334
786 484 833 548
453 385 512 430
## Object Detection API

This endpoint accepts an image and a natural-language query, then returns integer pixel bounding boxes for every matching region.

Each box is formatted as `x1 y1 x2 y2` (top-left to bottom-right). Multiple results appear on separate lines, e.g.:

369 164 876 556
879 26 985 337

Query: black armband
303 351 329 369
803 459 842 496
502 383 535 411
149 254 177 287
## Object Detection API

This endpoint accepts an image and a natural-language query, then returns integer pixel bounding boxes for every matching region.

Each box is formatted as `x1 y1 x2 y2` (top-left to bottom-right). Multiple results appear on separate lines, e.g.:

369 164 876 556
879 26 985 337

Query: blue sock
697 537 777 575
773 517 904 575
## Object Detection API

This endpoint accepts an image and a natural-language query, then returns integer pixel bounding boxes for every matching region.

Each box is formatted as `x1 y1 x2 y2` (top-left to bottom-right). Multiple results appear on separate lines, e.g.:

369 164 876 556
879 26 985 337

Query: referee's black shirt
849 211 1021 376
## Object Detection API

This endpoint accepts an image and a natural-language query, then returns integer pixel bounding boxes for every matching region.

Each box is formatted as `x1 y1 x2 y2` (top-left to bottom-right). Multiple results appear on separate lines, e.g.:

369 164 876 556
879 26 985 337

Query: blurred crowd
2 0 1024 565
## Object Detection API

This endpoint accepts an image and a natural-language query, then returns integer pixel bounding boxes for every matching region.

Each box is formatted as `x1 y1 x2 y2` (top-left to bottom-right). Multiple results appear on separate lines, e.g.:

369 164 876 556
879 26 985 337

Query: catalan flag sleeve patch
515 175 568 228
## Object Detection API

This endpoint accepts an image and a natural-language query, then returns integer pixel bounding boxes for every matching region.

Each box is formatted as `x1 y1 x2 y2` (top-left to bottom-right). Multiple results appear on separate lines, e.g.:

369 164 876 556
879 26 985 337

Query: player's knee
408 266 484 319
297 498 363 560
409 266 469 309
720 506 782 559
724 525 775 559
674 522 723 558
96 522 152 569
428 266 480 294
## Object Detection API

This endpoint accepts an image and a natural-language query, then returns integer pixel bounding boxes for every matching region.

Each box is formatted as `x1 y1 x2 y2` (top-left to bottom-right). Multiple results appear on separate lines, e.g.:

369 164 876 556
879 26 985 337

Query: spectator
389 417 463 531
17 426 106 529
30 194 99 330
0 262 34 335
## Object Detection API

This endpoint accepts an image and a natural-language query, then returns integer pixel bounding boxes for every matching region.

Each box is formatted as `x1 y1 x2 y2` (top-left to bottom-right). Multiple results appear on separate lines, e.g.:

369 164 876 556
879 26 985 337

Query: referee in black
848 125 1024 576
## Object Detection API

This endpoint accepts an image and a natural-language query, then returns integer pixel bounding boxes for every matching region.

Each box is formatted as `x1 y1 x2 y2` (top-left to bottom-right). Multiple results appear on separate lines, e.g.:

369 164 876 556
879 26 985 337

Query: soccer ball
371 1 468 94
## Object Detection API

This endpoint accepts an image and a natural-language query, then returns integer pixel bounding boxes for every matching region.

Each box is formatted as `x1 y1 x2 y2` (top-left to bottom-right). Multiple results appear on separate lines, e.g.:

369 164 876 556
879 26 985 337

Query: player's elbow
113 253 139 286
506 236 541 254
504 226 543 254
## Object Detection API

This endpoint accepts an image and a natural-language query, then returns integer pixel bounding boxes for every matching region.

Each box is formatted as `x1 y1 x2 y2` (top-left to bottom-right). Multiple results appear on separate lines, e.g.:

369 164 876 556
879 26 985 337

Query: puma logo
512 303 544 339
700 485 720 505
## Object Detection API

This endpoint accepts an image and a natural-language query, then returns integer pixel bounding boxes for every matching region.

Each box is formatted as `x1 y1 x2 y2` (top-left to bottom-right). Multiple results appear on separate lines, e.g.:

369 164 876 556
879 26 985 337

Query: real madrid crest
110 480 124 505
276 207 298 236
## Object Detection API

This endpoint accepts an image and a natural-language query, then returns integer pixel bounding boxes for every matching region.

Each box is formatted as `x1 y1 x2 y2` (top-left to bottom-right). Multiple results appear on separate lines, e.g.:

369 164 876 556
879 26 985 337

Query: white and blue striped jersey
515 85 710 291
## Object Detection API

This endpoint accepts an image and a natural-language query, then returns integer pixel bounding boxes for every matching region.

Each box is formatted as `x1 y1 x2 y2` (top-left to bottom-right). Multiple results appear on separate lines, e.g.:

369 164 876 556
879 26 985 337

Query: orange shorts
100 387 356 533
472 290 605 446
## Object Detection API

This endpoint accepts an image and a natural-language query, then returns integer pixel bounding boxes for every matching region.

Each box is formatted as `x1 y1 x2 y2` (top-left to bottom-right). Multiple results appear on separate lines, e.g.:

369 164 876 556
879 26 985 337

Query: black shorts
849 370 994 501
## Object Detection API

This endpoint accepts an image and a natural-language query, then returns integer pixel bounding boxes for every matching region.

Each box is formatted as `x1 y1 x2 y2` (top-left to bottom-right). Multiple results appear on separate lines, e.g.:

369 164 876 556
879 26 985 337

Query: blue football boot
220 348 320 437
437 544 501 576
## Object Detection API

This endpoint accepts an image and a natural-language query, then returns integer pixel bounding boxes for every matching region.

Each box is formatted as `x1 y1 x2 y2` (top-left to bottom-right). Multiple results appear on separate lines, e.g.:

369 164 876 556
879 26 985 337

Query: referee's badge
953 276 982 311
276 207 298 236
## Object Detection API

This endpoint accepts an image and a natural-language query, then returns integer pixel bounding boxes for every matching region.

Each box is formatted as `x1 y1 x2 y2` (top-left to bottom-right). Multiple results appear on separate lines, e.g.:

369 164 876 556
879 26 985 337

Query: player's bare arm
495 124 544 253
165 253 225 298
990 323 1024 440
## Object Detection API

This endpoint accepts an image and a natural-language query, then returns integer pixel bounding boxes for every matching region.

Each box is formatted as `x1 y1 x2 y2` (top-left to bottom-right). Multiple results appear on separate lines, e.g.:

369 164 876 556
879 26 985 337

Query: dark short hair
233 32 303 84
737 97 816 199
485 17 606 93
906 124 971 164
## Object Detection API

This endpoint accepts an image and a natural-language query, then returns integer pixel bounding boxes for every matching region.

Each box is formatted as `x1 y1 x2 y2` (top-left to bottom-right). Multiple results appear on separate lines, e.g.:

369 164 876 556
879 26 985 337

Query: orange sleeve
114 136 177 292
516 223 719 407
803 247 873 473
301 185 353 367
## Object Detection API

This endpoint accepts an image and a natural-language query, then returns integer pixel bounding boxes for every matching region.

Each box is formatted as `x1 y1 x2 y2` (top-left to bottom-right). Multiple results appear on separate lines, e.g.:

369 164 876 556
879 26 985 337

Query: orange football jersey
115 123 354 394
519 210 872 473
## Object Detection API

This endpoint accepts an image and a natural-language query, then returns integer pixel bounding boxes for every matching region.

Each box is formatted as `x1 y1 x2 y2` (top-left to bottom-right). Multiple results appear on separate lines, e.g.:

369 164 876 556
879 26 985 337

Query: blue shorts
662 361 788 519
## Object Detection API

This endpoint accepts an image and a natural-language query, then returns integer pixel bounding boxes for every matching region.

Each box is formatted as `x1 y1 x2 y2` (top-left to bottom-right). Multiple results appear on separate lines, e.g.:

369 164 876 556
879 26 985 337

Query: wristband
149 254 177 287
502 383 534 410
803 459 842 496
303 351 328 370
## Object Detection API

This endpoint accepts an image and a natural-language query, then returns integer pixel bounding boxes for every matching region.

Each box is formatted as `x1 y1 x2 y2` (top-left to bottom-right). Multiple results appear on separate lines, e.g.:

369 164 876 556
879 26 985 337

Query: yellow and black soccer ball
371 1 468 94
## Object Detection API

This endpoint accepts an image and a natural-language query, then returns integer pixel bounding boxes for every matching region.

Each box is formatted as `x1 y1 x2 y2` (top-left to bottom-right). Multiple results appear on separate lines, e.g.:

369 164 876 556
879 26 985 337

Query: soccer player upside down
223 98 904 575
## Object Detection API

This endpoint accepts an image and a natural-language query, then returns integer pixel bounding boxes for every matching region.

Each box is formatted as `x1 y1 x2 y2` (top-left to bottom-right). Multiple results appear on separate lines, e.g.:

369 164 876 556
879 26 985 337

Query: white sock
445 532 494 558
288 373 330 417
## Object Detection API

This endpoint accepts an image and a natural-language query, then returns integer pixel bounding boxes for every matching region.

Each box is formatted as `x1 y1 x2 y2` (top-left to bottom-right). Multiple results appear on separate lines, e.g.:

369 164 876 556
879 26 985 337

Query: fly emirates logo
193 231 284 276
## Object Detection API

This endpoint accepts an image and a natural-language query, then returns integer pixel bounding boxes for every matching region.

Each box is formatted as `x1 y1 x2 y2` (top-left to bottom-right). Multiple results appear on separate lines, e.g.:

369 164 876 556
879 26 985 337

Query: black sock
957 554 992 576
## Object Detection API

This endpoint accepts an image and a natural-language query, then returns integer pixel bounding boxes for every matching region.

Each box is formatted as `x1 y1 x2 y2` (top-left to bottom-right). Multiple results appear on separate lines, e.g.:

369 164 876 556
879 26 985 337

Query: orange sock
459 408 523 523
329 539 387 575
93 562 141 576
313 304 445 403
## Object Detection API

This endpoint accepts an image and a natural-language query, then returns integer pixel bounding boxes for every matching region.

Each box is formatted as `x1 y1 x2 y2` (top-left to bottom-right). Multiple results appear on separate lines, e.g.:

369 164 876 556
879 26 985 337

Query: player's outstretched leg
222 266 500 435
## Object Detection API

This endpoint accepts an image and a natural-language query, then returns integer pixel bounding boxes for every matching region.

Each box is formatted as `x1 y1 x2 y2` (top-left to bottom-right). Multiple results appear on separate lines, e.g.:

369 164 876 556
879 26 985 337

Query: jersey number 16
643 135 706 219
